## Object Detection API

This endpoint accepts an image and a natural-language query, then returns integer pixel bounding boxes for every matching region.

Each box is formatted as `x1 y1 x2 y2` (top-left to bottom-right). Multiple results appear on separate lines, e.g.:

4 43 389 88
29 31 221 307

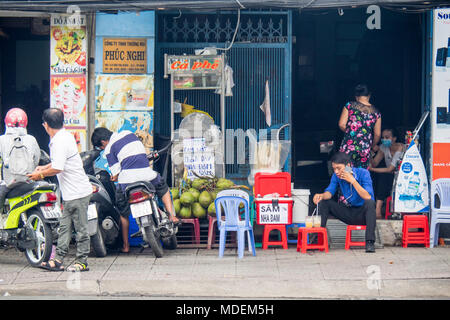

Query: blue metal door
155 11 292 185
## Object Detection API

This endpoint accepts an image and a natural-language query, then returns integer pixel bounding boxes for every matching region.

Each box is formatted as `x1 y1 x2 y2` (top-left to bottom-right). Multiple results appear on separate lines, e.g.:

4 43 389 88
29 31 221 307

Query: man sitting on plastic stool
312 152 377 253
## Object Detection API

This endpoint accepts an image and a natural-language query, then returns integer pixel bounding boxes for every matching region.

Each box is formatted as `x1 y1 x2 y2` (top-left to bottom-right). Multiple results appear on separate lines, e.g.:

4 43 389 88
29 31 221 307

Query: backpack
4 136 34 178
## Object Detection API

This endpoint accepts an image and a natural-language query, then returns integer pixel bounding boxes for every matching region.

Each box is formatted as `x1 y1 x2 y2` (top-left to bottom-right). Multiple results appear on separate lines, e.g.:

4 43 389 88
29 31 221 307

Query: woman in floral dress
338 84 381 169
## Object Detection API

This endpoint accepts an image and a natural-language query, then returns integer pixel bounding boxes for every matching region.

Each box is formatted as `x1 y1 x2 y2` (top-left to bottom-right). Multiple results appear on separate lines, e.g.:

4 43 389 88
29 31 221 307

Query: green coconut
209 189 218 201
199 191 212 209
216 178 234 190
180 192 195 206
192 202 206 219
188 188 200 202
173 199 181 215
179 205 192 219
170 188 179 200
207 202 216 217
192 179 208 190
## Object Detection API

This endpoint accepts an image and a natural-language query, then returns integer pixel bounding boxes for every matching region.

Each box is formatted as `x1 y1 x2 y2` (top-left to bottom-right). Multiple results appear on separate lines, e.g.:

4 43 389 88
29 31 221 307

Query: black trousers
318 199 377 242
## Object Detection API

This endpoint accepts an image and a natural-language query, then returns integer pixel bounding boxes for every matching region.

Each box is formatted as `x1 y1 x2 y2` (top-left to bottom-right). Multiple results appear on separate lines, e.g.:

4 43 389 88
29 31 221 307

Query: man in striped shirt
91 127 179 253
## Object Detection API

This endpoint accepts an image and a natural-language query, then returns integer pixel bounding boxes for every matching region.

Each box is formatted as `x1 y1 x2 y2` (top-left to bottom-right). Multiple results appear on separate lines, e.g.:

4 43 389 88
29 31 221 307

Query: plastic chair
345 225 366 250
385 196 393 220
207 189 253 252
215 196 256 258
430 178 450 248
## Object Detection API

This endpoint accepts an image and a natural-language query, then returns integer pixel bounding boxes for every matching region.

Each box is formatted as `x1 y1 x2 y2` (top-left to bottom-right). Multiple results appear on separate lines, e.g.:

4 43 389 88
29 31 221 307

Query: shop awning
0 0 448 13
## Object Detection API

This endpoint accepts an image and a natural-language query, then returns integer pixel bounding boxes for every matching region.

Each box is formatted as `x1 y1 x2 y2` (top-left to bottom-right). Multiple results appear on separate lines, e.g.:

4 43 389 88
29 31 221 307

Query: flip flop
39 259 64 272
67 262 89 272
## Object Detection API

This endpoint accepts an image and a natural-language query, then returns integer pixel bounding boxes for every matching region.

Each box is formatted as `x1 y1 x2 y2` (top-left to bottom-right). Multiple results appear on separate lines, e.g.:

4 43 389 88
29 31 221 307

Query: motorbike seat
125 181 156 196
5 181 38 199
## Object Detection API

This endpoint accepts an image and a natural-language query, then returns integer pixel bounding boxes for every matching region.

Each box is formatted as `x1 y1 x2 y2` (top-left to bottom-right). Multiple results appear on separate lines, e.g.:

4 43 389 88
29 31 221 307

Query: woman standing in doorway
338 84 381 169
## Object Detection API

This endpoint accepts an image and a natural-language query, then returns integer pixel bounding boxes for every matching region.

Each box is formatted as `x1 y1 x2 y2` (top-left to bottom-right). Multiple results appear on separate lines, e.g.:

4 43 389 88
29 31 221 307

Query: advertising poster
182 138 215 180
431 9 450 214
394 142 429 213
95 74 154 111
50 14 87 75
50 76 87 127
50 13 88 152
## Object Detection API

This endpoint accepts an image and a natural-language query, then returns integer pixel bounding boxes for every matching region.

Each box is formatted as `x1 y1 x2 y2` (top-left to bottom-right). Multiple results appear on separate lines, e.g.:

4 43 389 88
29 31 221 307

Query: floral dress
339 102 381 169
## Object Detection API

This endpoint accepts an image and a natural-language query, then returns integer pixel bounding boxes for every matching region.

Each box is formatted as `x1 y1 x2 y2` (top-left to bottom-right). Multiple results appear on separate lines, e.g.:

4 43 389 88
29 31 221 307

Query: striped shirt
104 130 157 190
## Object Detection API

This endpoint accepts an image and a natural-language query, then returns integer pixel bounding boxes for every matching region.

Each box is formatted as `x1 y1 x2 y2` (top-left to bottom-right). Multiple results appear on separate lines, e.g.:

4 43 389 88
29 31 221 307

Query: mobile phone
345 166 353 174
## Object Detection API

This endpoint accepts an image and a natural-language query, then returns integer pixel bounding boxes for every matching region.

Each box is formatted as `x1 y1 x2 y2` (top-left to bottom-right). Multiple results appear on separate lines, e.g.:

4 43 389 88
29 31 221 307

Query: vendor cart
164 54 226 186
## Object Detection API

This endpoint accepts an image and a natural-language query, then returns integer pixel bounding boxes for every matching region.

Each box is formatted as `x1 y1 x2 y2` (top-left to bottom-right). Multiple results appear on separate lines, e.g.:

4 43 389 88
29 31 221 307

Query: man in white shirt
28 108 92 272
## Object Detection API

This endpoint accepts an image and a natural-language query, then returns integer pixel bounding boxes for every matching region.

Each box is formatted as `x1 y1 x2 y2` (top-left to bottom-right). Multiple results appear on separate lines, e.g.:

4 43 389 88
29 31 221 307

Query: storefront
0 1 448 234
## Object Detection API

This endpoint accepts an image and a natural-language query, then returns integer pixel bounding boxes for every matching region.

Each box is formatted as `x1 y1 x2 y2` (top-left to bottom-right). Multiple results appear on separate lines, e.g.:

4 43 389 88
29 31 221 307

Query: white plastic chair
430 178 450 248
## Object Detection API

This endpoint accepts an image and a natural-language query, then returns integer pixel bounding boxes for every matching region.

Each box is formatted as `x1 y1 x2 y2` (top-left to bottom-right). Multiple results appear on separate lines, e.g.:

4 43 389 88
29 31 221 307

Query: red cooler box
254 172 293 225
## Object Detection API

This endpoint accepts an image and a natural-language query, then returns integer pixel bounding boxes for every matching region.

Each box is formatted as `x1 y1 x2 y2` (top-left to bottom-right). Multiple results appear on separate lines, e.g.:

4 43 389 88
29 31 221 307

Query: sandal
67 262 89 272
39 259 64 272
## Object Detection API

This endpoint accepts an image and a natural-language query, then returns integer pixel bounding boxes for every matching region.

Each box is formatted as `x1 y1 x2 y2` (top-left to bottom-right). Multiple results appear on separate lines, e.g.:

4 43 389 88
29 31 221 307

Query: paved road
0 245 450 299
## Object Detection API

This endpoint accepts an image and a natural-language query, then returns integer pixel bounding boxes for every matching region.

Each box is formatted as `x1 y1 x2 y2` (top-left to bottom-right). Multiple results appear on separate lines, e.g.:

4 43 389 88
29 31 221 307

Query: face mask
381 139 392 147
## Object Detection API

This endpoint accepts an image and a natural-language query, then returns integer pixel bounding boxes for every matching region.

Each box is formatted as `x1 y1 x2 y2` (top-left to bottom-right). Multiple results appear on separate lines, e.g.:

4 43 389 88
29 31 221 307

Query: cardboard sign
182 138 215 180
103 38 147 74
258 203 289 224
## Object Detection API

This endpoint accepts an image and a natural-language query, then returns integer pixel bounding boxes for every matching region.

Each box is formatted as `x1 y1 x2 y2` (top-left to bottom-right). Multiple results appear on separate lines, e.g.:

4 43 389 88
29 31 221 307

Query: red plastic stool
262 225 288 249
345 225 366 250
385 196 393 219
297 227 329 253
207 216 217 249
402 215 429 248
181 218 200 245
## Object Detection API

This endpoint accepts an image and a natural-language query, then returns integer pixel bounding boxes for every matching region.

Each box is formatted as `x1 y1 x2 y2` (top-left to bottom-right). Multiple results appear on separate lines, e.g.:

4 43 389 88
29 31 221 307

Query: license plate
130 201 152 219
87 203 98 220
41 205 62 219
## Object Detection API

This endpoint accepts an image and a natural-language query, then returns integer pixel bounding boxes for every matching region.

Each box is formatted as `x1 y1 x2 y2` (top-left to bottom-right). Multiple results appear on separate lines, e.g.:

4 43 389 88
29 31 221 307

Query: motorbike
125 140 177 258
80 149 121 257
0 179 60 266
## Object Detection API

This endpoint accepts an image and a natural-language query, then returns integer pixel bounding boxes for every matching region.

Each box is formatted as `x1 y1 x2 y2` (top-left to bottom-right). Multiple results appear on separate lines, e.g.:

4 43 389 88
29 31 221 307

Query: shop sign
103 38 147 74
167 56 222 74
258 203 289 224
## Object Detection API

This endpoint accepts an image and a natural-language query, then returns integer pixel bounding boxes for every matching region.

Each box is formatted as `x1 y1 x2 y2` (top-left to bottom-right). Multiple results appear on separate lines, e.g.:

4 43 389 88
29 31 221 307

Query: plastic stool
262 225 288 249
207 216 217 249
345 225 366 250
297 227 329 253
402 215 429 248
286 223 306 244
385 196 393 220
181 218 201 245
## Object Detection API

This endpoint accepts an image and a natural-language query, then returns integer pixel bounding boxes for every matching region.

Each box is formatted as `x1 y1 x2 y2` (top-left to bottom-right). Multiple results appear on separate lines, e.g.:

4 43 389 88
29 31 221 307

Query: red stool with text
297 227 329 253
345 225 366 250
402 215 429 248
181 218 200 245
262 225 288 249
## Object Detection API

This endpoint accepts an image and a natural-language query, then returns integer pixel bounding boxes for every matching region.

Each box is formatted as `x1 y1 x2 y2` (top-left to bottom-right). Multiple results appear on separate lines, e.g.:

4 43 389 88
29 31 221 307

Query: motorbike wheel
25 209 53 267
141 217 164 258
91 223 107 257
162 235 177 250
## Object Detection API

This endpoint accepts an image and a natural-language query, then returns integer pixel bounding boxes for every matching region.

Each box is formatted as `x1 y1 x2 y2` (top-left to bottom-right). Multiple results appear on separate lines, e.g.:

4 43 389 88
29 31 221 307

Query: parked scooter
125 140 177 258
80 149 121 257
0 180 60 266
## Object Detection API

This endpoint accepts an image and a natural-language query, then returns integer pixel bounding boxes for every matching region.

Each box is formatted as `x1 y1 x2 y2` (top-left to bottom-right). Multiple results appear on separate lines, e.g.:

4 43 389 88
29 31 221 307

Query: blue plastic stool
286 223 306 244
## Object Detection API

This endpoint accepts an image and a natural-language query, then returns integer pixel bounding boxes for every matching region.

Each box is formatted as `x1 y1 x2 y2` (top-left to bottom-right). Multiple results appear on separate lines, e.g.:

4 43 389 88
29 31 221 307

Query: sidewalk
0 245 450 299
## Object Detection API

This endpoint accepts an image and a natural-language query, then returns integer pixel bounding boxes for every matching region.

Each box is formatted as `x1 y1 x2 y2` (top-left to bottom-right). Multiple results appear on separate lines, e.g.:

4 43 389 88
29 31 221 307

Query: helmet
5 108 28 128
